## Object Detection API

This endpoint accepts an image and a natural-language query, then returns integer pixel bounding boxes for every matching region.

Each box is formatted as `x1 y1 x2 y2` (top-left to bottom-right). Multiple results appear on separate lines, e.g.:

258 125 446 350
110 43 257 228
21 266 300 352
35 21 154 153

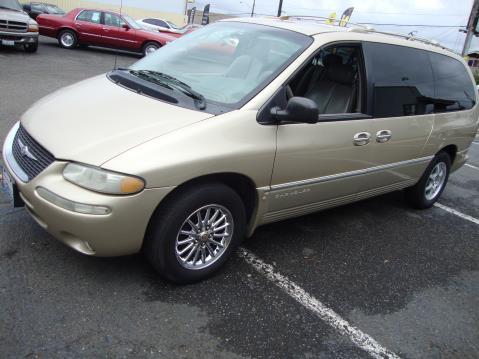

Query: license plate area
1 40 15 46
1 166 24 207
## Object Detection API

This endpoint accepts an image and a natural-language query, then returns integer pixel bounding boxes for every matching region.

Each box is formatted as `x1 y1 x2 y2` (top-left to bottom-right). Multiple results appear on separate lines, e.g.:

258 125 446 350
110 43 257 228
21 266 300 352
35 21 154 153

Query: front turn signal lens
63 163 145 195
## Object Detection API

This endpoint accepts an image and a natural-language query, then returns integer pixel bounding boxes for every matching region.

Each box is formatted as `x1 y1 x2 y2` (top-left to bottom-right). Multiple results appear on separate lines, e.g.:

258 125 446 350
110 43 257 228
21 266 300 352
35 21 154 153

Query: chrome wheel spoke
187 219 199 231
208 209 220 225
177 237 195 246
192 246 201 264
178 242 194 256
183 244 198 262
213 223 229 232
175 204 234 270
213 233 228 238
212 214 226 227
208 238 224 248
180 230 198 238
206 243 216 257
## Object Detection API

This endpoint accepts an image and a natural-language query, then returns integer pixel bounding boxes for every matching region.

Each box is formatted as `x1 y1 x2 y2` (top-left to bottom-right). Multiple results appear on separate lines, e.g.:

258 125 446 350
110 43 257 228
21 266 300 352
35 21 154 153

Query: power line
280 5 468 17
358 22 467 28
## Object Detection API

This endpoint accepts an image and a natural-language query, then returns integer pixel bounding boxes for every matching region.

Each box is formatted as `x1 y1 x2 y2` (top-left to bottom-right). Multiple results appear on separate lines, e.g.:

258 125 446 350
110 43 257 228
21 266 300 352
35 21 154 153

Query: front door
101 12 138 50
266 44 374 222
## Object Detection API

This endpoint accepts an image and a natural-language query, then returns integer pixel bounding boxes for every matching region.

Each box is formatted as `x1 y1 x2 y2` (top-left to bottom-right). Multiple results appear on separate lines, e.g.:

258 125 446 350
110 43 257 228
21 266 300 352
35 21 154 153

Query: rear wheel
58 30 77 49
144 183 246 283
142 41 160 56
24 41 38 53
405 151 451 209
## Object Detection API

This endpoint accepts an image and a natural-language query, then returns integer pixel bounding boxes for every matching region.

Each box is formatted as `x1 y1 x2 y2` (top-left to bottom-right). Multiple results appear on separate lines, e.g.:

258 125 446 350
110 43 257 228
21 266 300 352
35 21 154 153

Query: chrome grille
0 19 28 33
12 125 54 181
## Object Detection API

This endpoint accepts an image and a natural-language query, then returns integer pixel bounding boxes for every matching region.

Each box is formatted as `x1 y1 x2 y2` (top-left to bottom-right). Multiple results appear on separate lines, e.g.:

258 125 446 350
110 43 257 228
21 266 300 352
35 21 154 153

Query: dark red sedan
37 8 177 56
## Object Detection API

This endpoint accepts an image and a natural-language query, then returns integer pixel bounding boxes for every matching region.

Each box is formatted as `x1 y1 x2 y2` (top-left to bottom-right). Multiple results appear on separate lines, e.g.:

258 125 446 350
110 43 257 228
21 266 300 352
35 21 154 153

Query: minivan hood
21 75 214 166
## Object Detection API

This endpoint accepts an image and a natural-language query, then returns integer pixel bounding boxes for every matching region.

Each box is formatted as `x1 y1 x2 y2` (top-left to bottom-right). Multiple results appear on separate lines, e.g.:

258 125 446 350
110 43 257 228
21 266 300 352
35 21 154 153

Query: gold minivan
2 17 478 282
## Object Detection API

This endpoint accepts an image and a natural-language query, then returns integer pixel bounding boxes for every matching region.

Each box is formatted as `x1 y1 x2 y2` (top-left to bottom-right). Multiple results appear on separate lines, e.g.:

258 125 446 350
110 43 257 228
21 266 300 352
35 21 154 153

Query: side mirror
122 24 130 30
23 4 31 11
271 97 318 124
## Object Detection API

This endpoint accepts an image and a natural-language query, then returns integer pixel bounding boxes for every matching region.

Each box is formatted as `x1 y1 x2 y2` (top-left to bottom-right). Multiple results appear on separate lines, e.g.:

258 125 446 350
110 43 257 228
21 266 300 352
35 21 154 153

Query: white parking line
465 163 479 171
434 203 479 225
239 248 401 359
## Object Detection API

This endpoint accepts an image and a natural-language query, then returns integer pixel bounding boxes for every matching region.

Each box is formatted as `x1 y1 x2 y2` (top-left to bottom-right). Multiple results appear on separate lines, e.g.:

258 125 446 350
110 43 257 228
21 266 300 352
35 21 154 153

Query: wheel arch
56 27 77 38
438 144 457 164
145 172 259 239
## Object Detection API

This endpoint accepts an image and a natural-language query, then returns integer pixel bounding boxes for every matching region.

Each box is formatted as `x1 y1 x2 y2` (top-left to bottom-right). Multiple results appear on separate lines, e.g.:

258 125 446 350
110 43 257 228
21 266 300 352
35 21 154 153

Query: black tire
58 29 77 49
405 151 451 209
24 41 38 53
144 183 246 284
142 41 160 57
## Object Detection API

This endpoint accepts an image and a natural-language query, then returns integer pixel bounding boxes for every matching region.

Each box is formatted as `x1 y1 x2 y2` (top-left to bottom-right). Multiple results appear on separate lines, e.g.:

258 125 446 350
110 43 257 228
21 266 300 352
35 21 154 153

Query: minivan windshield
130 22 312 106
0 0 22 11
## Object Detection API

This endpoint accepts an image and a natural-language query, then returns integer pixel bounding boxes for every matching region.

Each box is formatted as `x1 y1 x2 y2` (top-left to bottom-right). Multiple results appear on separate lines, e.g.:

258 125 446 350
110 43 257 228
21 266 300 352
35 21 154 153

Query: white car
137 18 183 34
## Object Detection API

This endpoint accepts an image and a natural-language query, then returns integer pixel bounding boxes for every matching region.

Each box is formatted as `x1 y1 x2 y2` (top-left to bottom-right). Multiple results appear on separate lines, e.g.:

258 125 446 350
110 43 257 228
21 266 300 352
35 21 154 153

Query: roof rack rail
278 15 372 30
279 15 451 52
353 27 451 51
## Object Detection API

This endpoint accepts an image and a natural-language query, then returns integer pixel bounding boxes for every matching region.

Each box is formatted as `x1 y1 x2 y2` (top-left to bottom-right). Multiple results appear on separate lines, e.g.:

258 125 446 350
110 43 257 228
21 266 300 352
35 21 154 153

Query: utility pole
277 0 283 17
462 0 479 56
251 0 256 17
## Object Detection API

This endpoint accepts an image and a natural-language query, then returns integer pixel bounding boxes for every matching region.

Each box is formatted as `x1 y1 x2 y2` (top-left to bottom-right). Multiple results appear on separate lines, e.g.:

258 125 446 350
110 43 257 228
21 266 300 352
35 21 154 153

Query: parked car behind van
36 8 177 56
23 2 65 20
0 0 39 52
2 17 478 283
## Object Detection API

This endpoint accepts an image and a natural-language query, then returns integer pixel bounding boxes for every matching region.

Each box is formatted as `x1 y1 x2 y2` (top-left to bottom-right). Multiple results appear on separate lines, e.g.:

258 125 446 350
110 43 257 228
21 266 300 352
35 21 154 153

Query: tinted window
364 42 435 118
104 13 125 27
143 18 155 25
77 10 101 24
429 53 476 111
31 3 45 12
155 20 168 27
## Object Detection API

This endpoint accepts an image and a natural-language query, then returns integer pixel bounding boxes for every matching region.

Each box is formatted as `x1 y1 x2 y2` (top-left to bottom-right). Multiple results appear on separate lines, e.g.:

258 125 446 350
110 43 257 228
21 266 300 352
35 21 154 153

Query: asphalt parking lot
1 37 479 359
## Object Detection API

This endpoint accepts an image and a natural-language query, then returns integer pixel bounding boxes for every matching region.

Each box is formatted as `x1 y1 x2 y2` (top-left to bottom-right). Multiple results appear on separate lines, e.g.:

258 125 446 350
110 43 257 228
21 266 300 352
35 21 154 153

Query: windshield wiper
127 69 207 110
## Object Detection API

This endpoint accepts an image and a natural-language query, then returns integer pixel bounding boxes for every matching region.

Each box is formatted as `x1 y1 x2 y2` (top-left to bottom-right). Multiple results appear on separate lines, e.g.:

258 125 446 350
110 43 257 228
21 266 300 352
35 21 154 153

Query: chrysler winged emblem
18 139 38 161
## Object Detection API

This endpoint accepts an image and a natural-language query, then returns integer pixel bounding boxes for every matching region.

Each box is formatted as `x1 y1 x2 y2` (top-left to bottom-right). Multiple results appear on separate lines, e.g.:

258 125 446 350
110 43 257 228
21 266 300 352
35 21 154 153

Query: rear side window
77 10 101 24
429 53 476 112
363 42 435 118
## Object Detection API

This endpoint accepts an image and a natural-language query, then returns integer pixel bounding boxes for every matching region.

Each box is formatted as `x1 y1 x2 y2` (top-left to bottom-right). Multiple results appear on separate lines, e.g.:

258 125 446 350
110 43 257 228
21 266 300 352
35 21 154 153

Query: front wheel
144 183 246 283
405 151 451 209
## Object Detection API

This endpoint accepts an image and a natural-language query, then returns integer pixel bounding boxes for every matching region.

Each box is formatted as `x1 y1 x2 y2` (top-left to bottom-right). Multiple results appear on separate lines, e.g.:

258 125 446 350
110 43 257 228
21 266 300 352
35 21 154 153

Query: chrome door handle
353 132 371 146
376 130 392 143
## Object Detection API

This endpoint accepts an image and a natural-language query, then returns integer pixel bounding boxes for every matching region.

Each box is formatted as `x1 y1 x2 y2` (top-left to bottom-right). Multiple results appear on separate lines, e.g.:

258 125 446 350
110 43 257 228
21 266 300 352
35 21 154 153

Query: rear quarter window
429 53 476 112
364 42 476 117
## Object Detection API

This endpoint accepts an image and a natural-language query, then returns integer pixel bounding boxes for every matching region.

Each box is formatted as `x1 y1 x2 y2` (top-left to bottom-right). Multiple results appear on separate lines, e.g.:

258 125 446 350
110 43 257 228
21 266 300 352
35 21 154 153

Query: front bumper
0 31 38 45
2 123 174 257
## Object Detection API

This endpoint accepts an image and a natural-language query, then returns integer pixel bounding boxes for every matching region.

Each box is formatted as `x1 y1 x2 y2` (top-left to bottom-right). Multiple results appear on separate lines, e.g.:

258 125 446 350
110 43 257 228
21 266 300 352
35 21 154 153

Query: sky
191 0 477 54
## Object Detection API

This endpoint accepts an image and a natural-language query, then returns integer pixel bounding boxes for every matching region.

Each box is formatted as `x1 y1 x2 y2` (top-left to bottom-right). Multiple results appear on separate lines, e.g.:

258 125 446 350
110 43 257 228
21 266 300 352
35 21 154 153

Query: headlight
28 22 38 32
63 163 145 195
